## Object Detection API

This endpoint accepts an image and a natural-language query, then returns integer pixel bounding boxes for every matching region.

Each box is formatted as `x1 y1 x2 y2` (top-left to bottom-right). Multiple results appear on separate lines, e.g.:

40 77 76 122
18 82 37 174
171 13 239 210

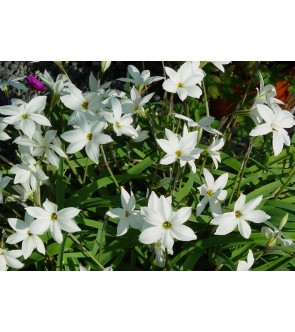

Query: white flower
132 125 149 142
38 70 74 95
196 168 228 217
163 62 203 101
156 126 202 171
14 130 67 168
206 137 225 169
121 86 154 115
104 98 138 137
249 104 295 156
61 86 103 125
174 113 222 135
61 113 112 164
0 171 12 204
106 187 142 236
211 61 231 72
261 226 293 247
139 192 197 250
26 199 81 244
118 65 163 88
5 182 33 206
0 96 51 139
211 194 270 239
0 77 27 91
237 249 254 271
0 117 11 141
0 248 23 271
10 154 48 191
6 213 45 259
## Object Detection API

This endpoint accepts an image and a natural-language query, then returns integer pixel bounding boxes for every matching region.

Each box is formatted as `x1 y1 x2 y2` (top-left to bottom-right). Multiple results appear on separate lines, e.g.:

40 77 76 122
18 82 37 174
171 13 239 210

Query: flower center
27 231 33 237
22 113 28 119
206 189 213 197
115 121 120 128
82 101 89 110
125 211 129 218
86 133 92 141
175 150 182 157
177 82 184 88
235 210 242 218
162 221 171 229
133 105 140 111
51 213 58 221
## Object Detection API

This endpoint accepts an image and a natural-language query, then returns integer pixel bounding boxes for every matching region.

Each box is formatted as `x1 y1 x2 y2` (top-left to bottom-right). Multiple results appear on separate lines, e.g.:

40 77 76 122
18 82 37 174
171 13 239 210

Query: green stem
100 145 120 191
98 216 108 263
201 79 210 117
56 233 67 271
83 157 89 184
54 61 70 78
228 137 256 207
66 159 83 185
274 163 295 199
68 233 105 270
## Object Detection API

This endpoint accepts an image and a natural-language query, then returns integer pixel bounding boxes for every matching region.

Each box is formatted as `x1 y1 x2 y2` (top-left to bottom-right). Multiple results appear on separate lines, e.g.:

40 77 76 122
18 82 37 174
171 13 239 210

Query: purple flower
26 75 47 92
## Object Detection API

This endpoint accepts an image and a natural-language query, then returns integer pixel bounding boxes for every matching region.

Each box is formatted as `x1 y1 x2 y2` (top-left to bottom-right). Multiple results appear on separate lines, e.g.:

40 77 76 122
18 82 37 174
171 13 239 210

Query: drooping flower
211 61 231 72
139 192 197 250
0 96 51 139
61 113 112 164
26 75 47 92
132 125 149 142
261 226 293 247
153 242 173 268
205 137 225 169
162 62 204 101
196 168 228 217
0 171 12 204
6 213 46 259
211 194 270 239
26 199 81 244
0 117 11 141
237 249 254 271
38 70 74 95
0 248 23 271
106 186 143 236
249 104 295 156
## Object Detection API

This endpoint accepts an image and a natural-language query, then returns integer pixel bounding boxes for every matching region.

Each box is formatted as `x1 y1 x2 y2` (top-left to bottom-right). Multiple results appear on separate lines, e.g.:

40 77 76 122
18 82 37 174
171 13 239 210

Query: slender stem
274 163 295 199
100 145 120 190
66 159 83 185
202 79 210 117
98 216 108 263
83 157 89 184
54 61 70 78
56 233 67 271
68 233 104 270
228 137 256 207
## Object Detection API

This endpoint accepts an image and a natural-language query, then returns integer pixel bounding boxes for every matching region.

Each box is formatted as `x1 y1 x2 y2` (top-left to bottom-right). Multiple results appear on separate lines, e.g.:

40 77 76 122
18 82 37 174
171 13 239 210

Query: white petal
26 96 47 114
58 219 81 233
51 222 63 243
196 197 208 216
238 219 252 239
29 113 51 126
170 224 197 241
57 207 80 219
234 194 246 211
85 141 100 164
170 207 191 225
241 195 262 214
29 218 51 234
244 210 270 223
272 130 284 156
139 226 163 244
22 237 35 259
256 104 275 123
116 218 129 236
20 118 36 138
177 88 188 101
6 232 27 244
162 230 174 249
249 123 272 137
185 85 202 98
25 206 50 219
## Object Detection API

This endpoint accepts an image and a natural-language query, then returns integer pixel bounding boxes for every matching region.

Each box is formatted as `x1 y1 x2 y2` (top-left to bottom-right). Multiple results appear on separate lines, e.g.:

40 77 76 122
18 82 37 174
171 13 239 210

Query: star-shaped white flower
26 199 81 244
14 130 67 168
0 171 12 204
106 186 143 236
163 62 203 101
249 104 295 156
156 126 202 171
0 96 51 139
39 69 74 95
10 154 48 191
6 213 46 259
139 192 197 250
61 113 112 164
117 65 163 88
121 86 154 115
237 249 254 271
196 168 228 217
211 194 270 239
104 98 138 137
0 248 23 271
